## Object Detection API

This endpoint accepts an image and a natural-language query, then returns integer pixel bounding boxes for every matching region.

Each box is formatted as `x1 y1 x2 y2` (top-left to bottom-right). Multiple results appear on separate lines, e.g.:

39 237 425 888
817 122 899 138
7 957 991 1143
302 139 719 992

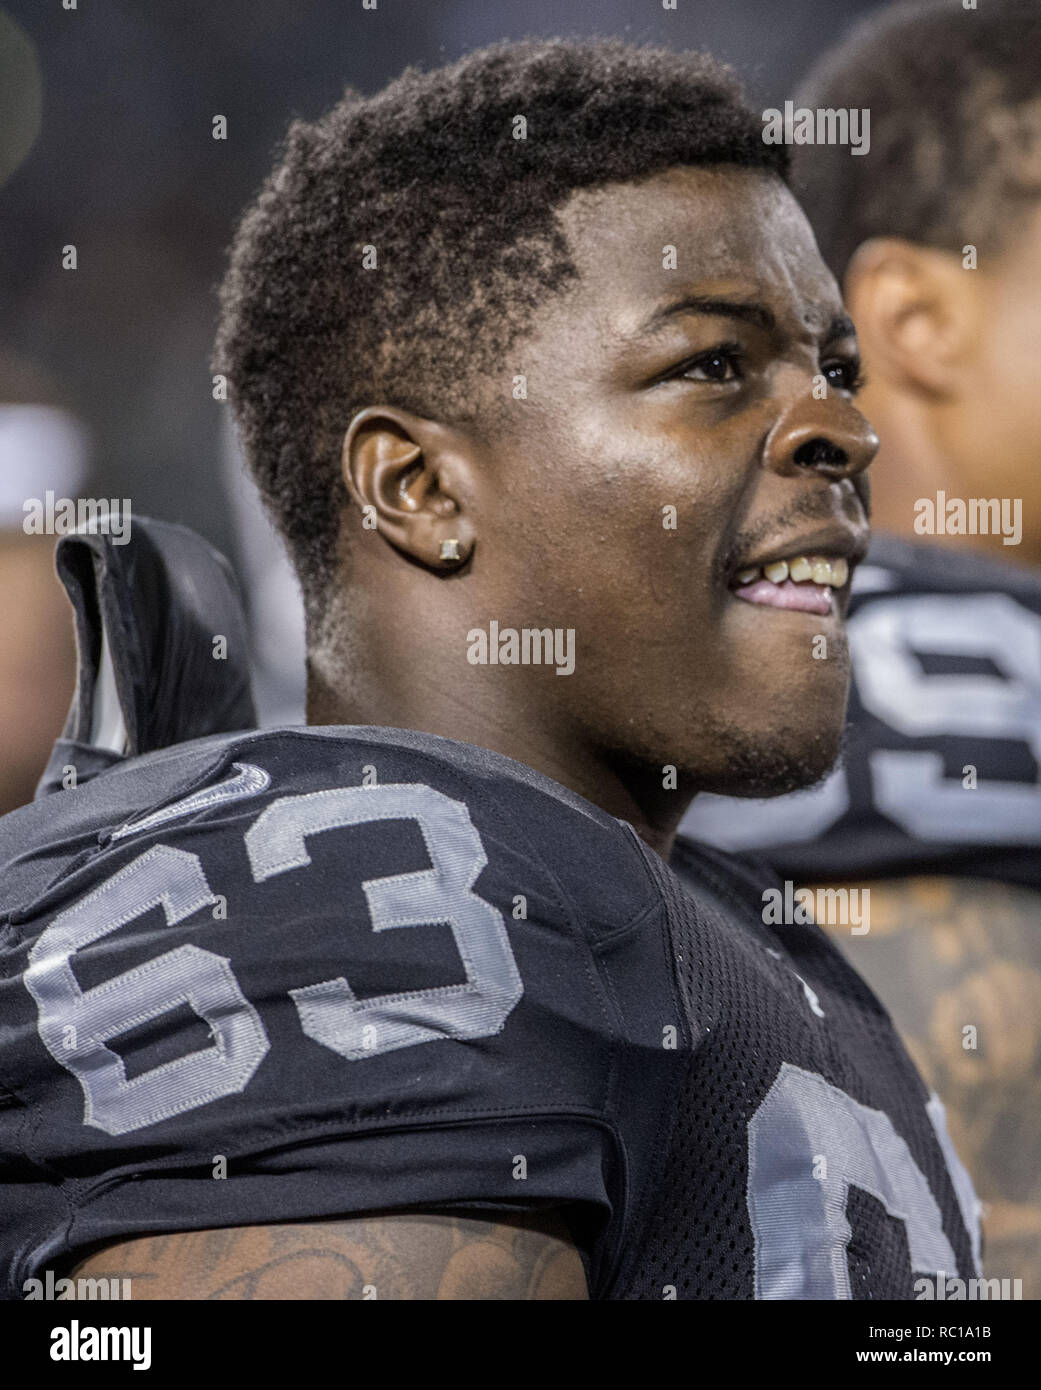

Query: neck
307 614 684 862
861 386 1040 567
859 388 956 539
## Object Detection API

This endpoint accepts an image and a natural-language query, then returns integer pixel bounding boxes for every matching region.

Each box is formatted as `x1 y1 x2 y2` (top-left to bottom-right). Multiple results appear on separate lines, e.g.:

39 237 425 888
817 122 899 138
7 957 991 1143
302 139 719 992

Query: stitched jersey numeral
851 594 1041 842
25 783 522 1134
747 1063 975 1297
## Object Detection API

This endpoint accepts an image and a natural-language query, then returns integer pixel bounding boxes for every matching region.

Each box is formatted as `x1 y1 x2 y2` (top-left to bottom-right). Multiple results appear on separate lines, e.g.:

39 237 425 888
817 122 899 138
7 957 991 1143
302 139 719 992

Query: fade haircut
214 38 788 627
792 0 1041 282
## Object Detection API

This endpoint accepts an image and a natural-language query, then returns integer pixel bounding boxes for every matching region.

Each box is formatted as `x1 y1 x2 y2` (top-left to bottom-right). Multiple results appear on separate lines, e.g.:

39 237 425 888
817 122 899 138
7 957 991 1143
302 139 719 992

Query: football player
681 0 1041 1294
0 40 980 1300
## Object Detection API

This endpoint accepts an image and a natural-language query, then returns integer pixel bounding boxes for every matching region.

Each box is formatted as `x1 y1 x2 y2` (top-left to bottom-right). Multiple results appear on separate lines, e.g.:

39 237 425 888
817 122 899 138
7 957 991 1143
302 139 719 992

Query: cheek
603 460 742 648
489 407 761 727
502 413 732 584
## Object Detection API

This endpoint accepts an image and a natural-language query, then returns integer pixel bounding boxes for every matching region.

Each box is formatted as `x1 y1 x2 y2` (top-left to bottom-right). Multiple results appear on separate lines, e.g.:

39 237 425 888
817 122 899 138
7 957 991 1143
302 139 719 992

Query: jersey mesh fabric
609 839 977 1299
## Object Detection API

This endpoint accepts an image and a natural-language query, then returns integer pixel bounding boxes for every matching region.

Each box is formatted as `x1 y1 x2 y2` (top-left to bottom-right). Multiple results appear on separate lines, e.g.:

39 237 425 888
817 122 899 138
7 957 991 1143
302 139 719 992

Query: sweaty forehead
553 165 840 338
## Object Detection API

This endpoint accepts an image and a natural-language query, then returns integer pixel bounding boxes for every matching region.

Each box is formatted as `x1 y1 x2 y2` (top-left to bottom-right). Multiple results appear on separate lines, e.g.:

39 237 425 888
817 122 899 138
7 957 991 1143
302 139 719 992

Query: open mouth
730 554 850 615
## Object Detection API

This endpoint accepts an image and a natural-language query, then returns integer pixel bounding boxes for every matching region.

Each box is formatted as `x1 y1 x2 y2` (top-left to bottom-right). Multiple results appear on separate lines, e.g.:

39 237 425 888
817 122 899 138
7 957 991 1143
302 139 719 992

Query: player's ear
843 237 980 398
341 406 476 571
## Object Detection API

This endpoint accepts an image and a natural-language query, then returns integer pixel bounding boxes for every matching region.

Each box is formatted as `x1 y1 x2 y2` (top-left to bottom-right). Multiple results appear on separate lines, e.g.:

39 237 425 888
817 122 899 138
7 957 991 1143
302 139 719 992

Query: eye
821 357 865 393
678 343 745 384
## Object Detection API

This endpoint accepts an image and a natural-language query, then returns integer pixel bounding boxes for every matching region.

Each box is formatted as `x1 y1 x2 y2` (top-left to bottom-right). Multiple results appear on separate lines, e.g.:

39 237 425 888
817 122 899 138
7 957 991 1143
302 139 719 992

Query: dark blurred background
1 0 887 561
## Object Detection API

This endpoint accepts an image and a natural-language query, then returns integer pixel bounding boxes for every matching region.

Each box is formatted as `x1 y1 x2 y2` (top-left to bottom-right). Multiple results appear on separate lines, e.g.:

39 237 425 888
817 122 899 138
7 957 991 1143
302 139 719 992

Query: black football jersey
680 533 1041 888
0 725 980 1299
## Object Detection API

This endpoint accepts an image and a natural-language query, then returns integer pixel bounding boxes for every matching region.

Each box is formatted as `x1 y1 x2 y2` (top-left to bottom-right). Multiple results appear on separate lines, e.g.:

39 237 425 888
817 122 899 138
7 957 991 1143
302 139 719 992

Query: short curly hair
214 38 788 625
792 0 1041 282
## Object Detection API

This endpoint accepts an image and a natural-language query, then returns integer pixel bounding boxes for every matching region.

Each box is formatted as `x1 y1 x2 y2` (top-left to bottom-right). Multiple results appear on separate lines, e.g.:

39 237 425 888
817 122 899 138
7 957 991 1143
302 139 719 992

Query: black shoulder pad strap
36 516 257 795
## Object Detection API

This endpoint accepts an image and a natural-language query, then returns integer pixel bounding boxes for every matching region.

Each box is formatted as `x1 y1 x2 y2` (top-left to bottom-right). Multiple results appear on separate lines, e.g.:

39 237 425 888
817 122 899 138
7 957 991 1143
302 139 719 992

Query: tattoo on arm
70 1210 589 1301
820 874 1041 1295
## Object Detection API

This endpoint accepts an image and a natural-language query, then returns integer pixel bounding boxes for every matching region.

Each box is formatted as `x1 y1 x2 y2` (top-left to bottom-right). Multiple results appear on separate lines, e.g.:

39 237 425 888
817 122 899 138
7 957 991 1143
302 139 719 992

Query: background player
682 0 1041 1293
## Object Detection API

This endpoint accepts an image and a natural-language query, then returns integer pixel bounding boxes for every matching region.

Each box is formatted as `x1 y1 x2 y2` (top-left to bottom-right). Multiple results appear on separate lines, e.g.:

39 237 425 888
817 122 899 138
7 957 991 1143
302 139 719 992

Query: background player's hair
792 0 1041 281
214 38 787 627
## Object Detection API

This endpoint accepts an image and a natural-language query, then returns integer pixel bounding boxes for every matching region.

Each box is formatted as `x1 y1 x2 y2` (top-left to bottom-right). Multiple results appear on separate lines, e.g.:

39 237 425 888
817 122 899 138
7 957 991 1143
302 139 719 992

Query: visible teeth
811 560 832 585
734 553 851 589
788 556 813 582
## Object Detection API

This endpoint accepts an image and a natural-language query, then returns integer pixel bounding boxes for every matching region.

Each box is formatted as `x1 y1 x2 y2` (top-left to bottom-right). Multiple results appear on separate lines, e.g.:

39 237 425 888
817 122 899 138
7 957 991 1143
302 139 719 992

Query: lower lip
731 577 834 615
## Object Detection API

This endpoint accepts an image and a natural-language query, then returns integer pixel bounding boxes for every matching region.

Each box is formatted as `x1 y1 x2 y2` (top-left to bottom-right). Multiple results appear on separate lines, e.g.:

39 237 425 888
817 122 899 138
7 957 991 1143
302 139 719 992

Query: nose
764 400 879 482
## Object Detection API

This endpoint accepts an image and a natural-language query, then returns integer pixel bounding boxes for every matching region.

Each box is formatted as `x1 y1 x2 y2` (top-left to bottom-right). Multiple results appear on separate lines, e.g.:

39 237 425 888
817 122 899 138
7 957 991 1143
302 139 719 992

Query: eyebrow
637 295 777 337
635 294 856 346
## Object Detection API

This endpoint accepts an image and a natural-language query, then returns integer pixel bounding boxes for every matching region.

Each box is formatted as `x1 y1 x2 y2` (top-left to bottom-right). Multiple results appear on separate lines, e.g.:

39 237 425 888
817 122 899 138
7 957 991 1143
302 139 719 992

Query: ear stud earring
439 538 461 562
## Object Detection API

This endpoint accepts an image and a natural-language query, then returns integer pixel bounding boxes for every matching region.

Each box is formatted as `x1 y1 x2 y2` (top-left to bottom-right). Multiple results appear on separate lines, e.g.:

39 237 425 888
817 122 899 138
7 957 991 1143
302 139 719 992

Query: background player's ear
843 237 979 399
342 406 475 570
